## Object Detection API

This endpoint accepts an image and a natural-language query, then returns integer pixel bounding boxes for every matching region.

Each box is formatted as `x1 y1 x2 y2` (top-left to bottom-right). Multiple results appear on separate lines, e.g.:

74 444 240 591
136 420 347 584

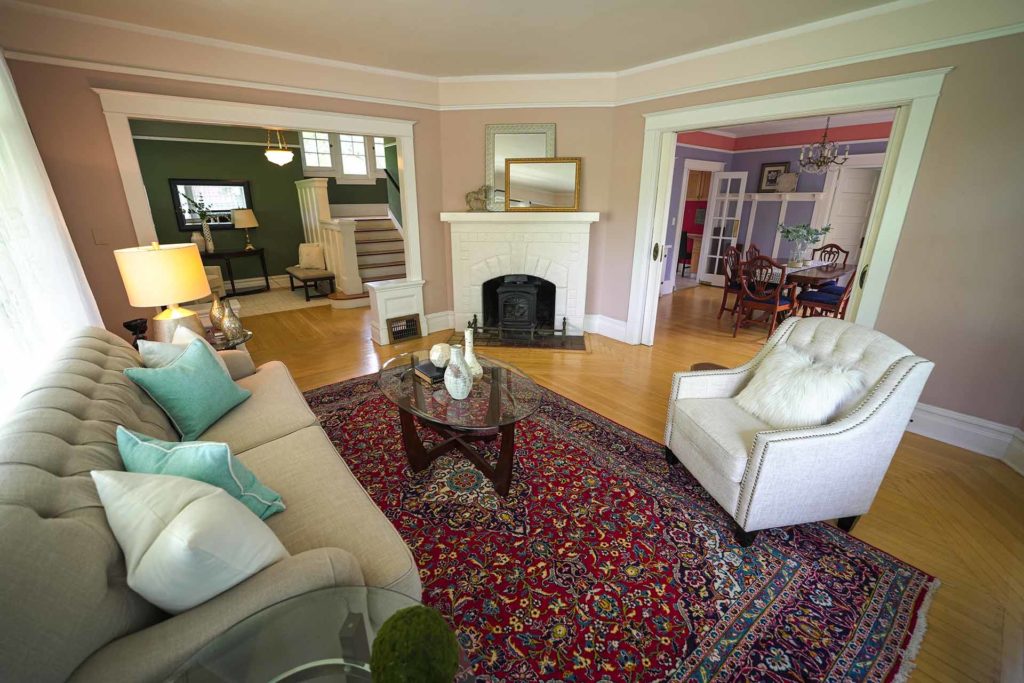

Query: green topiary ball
370 605 459 683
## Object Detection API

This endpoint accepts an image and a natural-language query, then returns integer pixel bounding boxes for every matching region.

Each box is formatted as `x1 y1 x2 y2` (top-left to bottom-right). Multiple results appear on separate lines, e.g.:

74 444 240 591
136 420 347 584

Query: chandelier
264 129 294 166
798 116 849 175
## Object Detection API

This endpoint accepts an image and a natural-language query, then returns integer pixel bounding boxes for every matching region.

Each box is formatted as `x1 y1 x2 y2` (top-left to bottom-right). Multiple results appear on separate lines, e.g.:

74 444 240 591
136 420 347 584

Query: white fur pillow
734 344 865 429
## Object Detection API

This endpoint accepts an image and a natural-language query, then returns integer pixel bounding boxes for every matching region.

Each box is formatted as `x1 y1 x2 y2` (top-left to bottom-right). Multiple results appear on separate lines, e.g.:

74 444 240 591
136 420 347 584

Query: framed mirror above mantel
484 123 555 211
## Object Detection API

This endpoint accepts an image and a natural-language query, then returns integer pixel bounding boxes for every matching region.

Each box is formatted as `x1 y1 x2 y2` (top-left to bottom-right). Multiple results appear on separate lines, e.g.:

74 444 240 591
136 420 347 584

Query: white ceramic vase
201 219 215 253
444 345 473 400
429 343 451 368
463 328 483 379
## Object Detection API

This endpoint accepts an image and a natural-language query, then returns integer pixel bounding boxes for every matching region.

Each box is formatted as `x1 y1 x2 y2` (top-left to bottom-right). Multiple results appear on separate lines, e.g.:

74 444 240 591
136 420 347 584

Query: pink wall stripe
677 122 893 152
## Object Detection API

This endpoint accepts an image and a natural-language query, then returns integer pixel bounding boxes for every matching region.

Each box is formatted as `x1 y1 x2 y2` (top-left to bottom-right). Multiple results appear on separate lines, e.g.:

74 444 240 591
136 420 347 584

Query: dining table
784 261 857 288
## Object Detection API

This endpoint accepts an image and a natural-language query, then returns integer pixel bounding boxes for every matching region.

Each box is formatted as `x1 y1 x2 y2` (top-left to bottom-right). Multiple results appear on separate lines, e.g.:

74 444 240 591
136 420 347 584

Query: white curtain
0 53 102 417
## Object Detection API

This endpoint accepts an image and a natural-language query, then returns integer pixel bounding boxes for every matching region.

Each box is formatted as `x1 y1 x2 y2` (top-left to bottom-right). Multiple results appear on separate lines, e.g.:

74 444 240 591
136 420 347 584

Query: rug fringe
891 578 941 683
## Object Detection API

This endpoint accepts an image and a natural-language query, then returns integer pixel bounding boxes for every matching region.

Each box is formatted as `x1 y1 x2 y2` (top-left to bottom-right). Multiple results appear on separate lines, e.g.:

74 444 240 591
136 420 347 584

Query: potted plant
370 605 460 682
180 193 216 253
777 223 831 266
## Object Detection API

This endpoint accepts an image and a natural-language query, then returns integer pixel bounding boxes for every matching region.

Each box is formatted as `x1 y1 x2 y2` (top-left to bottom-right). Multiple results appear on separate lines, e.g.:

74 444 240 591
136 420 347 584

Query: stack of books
413 360 445 385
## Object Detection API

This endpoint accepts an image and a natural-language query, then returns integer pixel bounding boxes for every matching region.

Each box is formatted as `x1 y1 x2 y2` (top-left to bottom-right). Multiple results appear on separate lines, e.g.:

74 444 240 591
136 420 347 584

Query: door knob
652 243 661 261
859 264 869 289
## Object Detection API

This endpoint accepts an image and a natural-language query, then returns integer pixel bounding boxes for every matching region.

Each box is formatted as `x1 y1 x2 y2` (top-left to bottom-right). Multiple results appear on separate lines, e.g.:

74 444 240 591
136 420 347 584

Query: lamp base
243 229 255 252
150 304 206 343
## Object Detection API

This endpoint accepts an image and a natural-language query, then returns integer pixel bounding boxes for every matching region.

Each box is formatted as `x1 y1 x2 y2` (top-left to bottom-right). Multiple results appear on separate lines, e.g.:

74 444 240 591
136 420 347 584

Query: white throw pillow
138 326 229 375
91 470 288 614
298 242 326 270
734 344 865 429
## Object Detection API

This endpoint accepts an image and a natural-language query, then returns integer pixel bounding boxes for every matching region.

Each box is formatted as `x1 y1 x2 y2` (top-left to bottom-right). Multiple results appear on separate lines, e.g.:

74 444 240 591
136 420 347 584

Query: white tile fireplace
440 212 600 335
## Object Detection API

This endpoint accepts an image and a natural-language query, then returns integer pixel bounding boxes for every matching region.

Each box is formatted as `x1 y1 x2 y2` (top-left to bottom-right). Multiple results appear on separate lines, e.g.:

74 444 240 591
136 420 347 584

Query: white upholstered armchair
664 317 933 546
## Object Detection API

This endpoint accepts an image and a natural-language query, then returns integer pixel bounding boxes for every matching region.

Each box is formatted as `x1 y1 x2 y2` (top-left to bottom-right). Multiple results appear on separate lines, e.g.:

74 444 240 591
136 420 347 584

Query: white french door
824 167 881 264
699 172 747 286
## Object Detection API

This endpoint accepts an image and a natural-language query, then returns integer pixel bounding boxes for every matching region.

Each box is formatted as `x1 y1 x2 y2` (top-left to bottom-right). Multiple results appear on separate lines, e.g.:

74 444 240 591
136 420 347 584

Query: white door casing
699 172 747 286
629 68 948 346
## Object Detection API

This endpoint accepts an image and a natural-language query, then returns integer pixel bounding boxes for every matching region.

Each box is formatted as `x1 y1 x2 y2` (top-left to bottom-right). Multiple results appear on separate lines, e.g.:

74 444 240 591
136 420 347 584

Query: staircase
354 217 406 291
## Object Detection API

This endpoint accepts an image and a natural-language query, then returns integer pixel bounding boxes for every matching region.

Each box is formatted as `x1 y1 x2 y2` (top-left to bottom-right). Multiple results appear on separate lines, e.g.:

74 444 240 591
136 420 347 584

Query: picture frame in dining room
758 162 790 192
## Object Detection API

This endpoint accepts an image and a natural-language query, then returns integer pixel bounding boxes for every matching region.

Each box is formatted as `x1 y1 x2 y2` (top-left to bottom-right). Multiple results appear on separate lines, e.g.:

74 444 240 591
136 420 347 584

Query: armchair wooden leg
734 523 759 547
664 446 676 466
837 516 860 532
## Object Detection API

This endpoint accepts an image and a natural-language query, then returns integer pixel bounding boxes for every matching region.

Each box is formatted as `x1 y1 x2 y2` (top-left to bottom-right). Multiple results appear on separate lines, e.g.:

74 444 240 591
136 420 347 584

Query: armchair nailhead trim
736 357 927 527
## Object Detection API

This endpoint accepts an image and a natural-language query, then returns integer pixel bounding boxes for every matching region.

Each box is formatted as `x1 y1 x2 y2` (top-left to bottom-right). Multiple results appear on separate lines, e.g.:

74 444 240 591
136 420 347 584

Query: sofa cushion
125 340 252 442
198 361 318 454
236 425 422 601
92 471 288 614
117 427 285 520
673 398 769 483
0 328 169 682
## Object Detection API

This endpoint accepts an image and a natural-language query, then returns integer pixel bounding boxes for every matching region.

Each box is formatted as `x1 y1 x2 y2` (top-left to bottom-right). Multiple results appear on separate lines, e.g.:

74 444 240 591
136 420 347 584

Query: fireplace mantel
441 212 600 334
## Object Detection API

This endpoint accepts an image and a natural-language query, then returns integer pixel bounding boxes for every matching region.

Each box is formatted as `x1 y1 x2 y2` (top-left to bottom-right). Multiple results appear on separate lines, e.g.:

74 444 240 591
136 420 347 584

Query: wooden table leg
493 422 516 496
399 408 433 473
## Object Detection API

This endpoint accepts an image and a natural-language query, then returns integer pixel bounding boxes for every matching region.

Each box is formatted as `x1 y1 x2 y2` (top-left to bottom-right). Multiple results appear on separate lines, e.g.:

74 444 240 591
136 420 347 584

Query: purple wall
730 141 888 259
663 145 732 280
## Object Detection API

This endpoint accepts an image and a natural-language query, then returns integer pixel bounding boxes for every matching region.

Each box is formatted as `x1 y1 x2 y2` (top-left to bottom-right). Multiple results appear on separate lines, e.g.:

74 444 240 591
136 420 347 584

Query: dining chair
798 275 855 319
734 255 796 337
717 245 744 319
745 244 761 260
813 243 850 267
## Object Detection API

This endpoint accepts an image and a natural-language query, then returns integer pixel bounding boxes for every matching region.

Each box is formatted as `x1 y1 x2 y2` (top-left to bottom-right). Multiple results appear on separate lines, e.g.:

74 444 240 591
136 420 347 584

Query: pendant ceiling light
798 116 849 175
264 129 294 166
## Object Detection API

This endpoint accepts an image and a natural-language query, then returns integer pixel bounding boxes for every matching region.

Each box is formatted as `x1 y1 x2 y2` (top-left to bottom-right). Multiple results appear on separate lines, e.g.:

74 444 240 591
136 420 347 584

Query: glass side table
170 586 464 682
208 329 253 351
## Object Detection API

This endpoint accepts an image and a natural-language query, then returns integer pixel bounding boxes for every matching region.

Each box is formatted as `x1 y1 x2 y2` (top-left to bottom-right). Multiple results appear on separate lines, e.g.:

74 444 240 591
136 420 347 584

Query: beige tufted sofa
665 316 934 544
0 327 420 682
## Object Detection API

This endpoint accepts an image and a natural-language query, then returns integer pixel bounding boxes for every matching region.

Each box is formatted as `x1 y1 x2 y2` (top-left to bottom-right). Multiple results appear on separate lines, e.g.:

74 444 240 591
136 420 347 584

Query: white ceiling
15 0 894 77
707 109 897 137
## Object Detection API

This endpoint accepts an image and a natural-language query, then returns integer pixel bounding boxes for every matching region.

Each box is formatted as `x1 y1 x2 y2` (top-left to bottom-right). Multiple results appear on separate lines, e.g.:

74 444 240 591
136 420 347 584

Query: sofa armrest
69 547 364 683
735 356 934 532
218 349 257 380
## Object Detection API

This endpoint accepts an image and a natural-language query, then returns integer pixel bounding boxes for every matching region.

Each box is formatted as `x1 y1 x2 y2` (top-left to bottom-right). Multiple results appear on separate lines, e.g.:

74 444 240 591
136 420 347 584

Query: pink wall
8 33 1024 427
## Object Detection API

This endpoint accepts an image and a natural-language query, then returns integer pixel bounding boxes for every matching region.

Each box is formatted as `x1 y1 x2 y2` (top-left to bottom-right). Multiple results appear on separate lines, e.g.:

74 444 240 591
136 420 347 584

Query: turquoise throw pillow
124 339 251 441
116 427 285 520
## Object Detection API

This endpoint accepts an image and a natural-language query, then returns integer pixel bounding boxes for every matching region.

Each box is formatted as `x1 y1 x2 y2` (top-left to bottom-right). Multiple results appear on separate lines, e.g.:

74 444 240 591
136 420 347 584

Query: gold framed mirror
504 157 581 212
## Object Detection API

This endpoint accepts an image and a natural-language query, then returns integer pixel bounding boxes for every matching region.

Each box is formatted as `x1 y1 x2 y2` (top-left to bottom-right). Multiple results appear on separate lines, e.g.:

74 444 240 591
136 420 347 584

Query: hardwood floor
243 285 1023 683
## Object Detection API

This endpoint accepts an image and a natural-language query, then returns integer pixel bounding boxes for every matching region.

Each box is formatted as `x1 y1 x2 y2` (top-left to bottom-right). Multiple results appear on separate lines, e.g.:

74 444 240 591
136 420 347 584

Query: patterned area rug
306 376 937 682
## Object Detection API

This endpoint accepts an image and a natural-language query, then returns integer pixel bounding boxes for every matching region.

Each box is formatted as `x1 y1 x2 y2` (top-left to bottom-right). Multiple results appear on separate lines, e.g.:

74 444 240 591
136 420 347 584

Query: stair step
357 242 406 255
359 263 406 278
357 249 405 265
355 230 400 240
355 235 403 244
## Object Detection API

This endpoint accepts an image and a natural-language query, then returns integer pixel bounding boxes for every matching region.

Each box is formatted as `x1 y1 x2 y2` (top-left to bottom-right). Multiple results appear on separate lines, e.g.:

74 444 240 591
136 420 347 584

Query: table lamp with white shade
114 242 211 342
231 208 258 251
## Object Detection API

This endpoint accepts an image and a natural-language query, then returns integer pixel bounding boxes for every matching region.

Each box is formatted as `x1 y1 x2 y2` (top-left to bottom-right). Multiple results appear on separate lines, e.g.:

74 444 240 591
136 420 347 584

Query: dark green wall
134 138 305 279
324 176 388 204
384 143 402 226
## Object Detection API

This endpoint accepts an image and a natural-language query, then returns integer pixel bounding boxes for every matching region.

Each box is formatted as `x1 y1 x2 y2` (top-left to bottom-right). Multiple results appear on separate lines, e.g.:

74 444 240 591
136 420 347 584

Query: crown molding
2 0 1021 111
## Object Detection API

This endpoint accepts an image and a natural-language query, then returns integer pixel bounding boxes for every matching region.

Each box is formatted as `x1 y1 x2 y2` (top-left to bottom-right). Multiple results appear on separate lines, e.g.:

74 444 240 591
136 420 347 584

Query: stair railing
294 178 363 296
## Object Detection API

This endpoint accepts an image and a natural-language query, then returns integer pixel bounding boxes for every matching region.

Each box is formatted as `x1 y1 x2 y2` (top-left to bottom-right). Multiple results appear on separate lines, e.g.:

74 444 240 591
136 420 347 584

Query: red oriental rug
306 376 937 682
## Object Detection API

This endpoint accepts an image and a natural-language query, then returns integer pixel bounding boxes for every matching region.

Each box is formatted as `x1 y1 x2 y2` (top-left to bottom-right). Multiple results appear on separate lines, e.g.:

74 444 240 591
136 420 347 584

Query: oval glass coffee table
378 351 542 496
170 587 421 681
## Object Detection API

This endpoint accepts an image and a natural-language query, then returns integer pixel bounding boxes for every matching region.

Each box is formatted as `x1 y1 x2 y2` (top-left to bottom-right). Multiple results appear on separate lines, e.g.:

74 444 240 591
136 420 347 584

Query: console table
202 248 270 296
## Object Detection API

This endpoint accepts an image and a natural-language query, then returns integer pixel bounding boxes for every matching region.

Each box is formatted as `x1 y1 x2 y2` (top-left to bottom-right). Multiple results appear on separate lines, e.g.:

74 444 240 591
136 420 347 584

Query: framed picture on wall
170 179 253 231
758 162 790 192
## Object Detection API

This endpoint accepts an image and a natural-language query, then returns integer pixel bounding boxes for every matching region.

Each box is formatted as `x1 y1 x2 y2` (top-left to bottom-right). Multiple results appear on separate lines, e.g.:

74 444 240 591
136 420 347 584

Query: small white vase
463 328 483 379
444 345 473 400
429 343 451 368
201 219 215 253
190 230 207 253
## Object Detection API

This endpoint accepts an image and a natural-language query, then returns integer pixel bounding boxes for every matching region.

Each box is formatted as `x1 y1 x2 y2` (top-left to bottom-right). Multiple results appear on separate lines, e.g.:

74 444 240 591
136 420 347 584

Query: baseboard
908 403 1022 467
425 311 455 334
330 203 388 218
583 314 629 343
1004 430 1024 476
